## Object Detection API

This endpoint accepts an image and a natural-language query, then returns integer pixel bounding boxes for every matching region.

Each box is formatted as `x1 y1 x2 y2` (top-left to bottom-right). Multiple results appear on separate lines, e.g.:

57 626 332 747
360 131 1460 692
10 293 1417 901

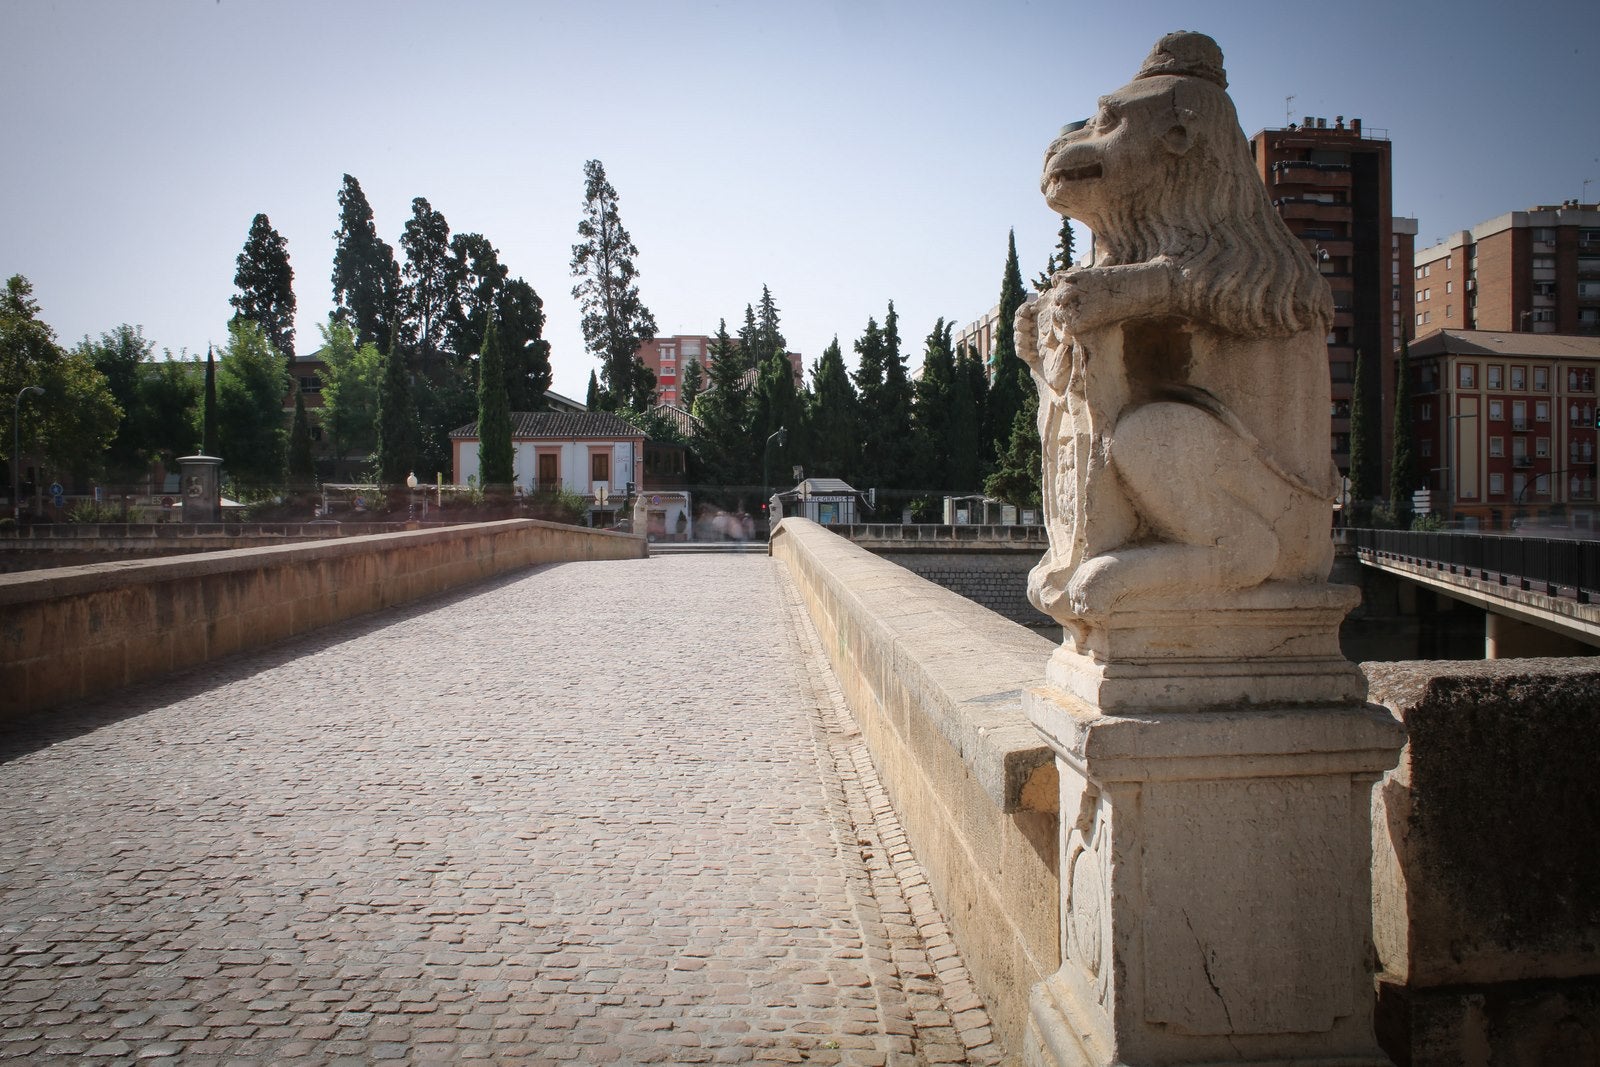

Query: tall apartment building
637 335 803 407
1413 203 1600 337
1250 117 1416 480
1405 330 1600 531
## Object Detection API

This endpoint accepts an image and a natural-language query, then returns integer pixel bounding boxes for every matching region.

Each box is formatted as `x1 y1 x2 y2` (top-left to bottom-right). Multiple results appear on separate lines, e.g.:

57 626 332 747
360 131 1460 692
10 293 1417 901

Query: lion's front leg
1052 259 1180 335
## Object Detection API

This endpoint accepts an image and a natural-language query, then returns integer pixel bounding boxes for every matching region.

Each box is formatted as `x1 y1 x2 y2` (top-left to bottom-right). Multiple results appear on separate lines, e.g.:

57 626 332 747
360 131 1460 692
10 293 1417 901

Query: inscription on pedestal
1141 776 1353 1034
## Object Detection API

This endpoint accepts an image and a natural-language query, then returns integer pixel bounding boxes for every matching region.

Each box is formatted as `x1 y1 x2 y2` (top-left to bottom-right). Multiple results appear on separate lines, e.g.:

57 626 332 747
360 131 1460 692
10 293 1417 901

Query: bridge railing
1349 527 1600 603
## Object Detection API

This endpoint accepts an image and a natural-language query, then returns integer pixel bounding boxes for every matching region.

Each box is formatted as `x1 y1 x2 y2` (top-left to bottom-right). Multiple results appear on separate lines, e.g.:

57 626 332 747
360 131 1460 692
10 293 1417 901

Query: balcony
1514 456 1534 468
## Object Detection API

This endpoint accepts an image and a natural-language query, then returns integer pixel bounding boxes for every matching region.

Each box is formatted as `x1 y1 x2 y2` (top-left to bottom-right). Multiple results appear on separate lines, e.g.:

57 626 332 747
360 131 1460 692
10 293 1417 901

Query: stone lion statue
1018 30 1339 637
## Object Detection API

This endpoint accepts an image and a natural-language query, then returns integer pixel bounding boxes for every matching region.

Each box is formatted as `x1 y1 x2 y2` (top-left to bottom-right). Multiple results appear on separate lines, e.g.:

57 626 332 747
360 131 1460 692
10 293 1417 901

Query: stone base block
1054 581 1366 712
1023 684 1403 1066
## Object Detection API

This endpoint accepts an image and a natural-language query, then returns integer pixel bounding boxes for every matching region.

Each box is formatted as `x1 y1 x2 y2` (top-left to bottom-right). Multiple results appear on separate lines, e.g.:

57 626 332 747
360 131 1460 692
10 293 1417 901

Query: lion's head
1040 31 1330 338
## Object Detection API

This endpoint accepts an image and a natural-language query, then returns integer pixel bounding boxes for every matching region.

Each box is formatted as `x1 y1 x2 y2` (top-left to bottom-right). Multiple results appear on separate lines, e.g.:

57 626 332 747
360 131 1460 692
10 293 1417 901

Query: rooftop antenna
1285 94 1296 126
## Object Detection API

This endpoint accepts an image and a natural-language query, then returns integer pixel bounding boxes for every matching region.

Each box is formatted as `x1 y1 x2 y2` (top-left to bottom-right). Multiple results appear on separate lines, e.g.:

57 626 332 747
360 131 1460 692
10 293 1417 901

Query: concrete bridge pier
1486 610 1597 658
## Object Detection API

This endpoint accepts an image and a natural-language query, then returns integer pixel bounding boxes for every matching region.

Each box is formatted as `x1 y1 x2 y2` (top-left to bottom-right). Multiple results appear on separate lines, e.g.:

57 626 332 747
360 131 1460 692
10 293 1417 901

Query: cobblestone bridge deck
0 556 1001 1065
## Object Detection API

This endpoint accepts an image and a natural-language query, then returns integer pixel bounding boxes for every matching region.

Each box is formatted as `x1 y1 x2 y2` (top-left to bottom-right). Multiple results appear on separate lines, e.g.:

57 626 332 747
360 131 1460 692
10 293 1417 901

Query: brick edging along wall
0 520 645 717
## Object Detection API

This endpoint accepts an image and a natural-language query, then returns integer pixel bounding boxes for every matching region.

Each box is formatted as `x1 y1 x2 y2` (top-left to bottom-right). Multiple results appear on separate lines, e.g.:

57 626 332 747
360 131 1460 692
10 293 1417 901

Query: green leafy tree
1389 335 1418 526
569 159 657 411
377 341 421 484
804 337 860 483
1347 348 1377 519
750 348 803 495
331 174 401 354
400 196 455 375
680 357 704 409
133 356 201 468
498 277 551 411
446 232 509 360
693 320 753 488
951 344 989 491
985 394 1043 510
1 276 121 487
209 320 289 489
288 390 315 485
77 324 153 479
756 286 785 364
318 319 382 461
854 303 913 493
231 213 297 360
987 230 1031 464
476 317 514 486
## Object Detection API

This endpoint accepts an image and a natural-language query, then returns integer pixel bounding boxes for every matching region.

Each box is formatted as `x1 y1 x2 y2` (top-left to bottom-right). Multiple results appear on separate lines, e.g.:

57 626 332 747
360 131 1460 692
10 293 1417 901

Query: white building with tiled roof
450 412 644 526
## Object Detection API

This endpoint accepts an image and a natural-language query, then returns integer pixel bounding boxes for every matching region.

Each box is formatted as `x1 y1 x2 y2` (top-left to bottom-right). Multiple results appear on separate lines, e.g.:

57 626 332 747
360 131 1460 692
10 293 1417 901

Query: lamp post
763 426 787 525
12 386 44 523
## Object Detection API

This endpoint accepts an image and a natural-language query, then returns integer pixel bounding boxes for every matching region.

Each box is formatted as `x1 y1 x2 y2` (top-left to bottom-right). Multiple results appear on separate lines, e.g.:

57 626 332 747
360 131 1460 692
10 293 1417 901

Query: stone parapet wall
1365 658 1600 1066
0 520 644 717
769 518 1059 1049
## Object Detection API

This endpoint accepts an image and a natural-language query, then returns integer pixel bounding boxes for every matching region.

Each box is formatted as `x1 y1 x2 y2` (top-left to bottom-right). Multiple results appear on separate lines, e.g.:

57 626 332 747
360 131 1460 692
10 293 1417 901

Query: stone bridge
2 519 1596 1064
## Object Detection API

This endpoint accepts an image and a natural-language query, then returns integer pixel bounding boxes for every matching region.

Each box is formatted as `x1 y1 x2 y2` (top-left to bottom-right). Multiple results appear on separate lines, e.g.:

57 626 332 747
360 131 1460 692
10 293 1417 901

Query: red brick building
1406 330 1600 531
637 335 803 407
1413 203 1600 337
1250 117 1416 481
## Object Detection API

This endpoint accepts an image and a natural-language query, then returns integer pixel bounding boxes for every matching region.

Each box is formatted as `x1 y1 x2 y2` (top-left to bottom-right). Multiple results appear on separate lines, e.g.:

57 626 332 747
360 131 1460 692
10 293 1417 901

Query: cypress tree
911 319 956 489
680 358 704 409
950 344 987 491
805 337 860 484
696 319 753 489
1389 335 1417 527
985 393 1042 510
1034 214 1077 290
585 370 601 410
476 317 514 486
1347 349 1376 521
377 342 421 484
202 345 217 455
987 230 1031 463
289 390 315 485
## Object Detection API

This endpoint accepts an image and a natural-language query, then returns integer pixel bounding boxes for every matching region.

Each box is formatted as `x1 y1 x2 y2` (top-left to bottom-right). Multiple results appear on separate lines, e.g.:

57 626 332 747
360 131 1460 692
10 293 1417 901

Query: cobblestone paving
0 556 1003 1064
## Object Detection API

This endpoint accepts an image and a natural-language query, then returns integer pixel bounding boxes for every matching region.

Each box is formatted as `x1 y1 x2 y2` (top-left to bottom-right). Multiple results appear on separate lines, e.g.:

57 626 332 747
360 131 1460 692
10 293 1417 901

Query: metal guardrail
1349 528 1600 604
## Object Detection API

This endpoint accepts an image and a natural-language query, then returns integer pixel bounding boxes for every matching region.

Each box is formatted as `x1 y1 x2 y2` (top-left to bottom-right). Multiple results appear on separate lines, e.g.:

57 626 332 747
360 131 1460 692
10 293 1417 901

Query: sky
4 0 1598 401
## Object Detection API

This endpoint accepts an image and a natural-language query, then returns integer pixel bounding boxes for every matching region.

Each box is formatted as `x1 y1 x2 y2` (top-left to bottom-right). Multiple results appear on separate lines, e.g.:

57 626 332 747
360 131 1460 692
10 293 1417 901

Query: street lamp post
12 386 44 523
763 426 787 525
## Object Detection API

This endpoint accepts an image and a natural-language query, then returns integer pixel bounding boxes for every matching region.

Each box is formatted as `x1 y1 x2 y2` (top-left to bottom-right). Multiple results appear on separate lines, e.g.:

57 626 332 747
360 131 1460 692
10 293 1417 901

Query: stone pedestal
1023 682 1403 1066
177 454 222 524
1051 582 1368 714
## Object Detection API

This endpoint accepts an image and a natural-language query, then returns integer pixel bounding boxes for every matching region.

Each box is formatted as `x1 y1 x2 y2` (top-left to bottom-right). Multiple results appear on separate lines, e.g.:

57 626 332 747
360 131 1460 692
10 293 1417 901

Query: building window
1420 438 1432 458
1511 366 1526 390
591 451 611 484
1489 436 1505 457
1489 472 1505 495
1424 264 1432 277
1420 402 1432 421
1513 401 1528 430
537 452 559 487
1424 311 1432 324
1488 365 1503 389
661 346 676 363
1490 399 1505 421
1536 437 1551 458
1459 364 1476 389
1446 255 1453 269
1415 267 1423 280
1536 400 1550 422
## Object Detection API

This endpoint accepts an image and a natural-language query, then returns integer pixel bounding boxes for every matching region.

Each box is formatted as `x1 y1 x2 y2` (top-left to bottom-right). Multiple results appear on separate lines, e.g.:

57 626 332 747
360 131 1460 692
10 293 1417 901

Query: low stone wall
769 518 1059 1049
0 522 422 573
0 520 644 717
1365 659 1600 1066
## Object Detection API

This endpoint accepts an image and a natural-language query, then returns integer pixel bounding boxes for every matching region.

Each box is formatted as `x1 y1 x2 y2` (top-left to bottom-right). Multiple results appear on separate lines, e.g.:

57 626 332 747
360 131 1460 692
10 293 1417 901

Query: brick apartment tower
1413 203 1600 337
1251 117 1416 485
637 335 803 408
